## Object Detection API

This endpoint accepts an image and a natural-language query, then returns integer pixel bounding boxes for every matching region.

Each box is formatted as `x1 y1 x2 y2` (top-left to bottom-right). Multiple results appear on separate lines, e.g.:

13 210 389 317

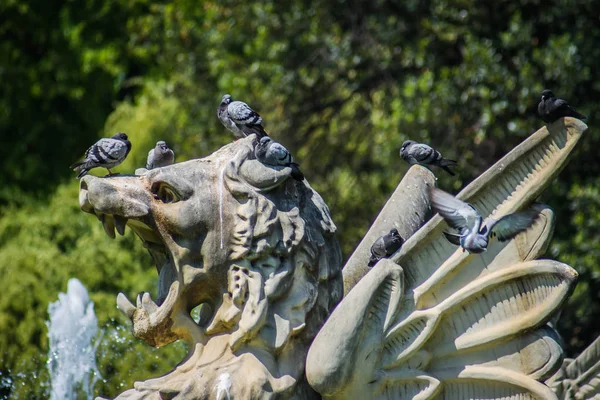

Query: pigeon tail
290 163 305 181
254 126 269 138
70 160 90 179
438 159 457 176
439 158 457 167
241 124 269 139
569 109 587 120
70 160 86 170
367 255 379 268
75 167 90 179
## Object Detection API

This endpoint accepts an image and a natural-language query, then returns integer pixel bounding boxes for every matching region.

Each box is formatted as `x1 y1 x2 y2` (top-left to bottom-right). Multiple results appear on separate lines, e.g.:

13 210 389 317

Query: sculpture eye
151 182 181 203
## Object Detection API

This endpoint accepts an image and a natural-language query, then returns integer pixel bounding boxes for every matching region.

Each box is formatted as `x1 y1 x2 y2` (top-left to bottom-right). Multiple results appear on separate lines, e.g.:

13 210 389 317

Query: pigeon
429 187 540 254
400 140 457 176
538 90 586 123
254 136 304 181
217 94 268 138
146 141 175 169
368 228 404 267
70 132 131 179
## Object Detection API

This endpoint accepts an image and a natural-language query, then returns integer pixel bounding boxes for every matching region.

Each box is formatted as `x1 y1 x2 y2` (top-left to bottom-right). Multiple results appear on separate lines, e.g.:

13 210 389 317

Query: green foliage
0 0 149 204
0 184 185 398
1 0 600 398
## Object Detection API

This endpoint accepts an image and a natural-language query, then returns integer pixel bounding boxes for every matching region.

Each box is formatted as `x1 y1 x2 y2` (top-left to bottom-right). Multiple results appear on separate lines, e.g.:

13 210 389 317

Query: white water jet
47 278 100 400
214 372 231 400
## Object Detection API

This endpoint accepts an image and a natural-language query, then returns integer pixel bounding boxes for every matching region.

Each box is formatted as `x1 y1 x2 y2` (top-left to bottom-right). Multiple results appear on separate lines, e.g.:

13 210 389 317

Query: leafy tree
1 1 600 398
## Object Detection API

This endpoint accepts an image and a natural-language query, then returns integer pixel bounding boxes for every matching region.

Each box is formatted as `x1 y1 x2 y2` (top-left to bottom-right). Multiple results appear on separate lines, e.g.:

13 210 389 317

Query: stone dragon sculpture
77 117 595 399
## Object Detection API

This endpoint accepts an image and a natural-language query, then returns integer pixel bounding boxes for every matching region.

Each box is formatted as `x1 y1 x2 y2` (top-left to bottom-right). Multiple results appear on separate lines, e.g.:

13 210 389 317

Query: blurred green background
1 0 599 398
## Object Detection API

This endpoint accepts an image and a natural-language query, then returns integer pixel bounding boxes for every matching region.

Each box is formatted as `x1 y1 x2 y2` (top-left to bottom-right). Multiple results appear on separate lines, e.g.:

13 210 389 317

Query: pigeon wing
101 138 129 162
370 236 388 259
429 187 480 233
146 148 155 169
83 138 114 164
442 231 462 246
410 143 435 163
228 101 263 125
267 142 292 165
486 208 540 241
552 98 569 110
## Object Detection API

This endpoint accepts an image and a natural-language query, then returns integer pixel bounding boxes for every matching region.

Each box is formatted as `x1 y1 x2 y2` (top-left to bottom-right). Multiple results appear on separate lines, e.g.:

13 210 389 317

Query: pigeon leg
106 168 113 176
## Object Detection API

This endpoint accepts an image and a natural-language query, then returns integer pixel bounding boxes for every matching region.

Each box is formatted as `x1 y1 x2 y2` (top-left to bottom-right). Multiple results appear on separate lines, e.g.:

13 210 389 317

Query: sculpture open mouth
79 176 183 346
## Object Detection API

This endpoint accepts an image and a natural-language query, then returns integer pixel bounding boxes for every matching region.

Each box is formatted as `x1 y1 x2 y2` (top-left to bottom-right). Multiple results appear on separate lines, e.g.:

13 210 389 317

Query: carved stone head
80 136 343 398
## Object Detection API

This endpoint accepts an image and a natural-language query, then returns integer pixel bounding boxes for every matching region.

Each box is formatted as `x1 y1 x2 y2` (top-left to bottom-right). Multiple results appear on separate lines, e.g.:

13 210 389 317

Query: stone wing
307 118 587 399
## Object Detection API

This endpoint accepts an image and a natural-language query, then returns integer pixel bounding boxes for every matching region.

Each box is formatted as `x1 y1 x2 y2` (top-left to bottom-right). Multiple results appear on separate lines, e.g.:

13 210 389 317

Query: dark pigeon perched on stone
368 228 404 267
254 136 304 181
400 140 457 176
217 94 268 138
538 89 586 123
70 132 131 179
146 141 175 169
430 187 540 254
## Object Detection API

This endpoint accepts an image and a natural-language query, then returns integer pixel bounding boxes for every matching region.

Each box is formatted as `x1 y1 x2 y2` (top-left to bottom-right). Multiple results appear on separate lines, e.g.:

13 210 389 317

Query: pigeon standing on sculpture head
70 132 131 179
368 228 404 267
146 141 175 169
254 136 304 181
429 187 540 254
217 94 268 138
400 140 457 176
537 90 586 123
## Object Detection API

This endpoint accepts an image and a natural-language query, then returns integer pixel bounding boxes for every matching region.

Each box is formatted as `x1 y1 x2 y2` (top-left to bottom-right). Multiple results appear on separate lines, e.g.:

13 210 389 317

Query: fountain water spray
47 278 100 400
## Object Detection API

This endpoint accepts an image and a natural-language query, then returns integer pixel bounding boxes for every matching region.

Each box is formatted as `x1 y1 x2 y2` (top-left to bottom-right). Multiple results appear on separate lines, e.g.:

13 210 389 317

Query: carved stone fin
436 365 558 399
382 310 440 370
428 260 577 356
430 325 564 381
374 369 441 400
306 259 404 396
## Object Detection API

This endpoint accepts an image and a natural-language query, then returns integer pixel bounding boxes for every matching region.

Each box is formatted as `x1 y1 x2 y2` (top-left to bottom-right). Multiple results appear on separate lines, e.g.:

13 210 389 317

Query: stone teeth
141 292 158 313
116 292 136 318
114 215 128 236
102 216 116 239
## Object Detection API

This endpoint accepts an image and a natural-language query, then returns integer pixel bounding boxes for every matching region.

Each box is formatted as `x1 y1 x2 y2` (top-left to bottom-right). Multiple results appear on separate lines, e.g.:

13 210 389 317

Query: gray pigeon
146 141 175 169
429 187 540 254
71 132 131 179
217 94 268 138
217 94 245 138
368 228 404 267
400 140 457 176
254 136 304 181
538 89 586 123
